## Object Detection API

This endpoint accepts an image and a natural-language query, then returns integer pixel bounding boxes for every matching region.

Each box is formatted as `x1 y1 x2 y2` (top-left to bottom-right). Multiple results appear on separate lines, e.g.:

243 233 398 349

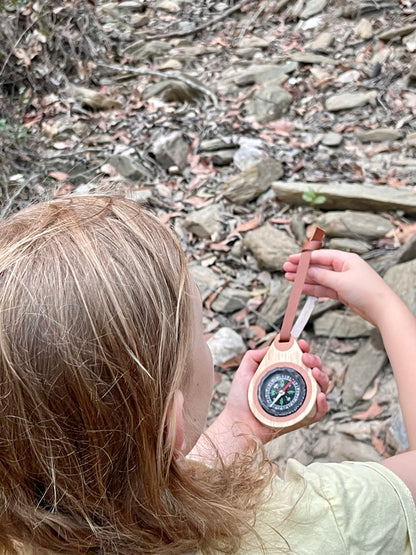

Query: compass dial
257 366 307 417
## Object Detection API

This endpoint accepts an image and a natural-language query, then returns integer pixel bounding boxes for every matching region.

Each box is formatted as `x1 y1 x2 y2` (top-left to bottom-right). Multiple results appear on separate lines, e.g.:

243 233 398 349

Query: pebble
325 90 377 111
355 18 373 40
321 132 343 146
357 128 402 143
184 205 223 239
207 327 246 366
300 0 327 20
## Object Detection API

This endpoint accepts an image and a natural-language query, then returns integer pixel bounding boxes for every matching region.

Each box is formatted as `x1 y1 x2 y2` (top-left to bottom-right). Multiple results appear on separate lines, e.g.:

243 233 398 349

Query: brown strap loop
279 225 325 342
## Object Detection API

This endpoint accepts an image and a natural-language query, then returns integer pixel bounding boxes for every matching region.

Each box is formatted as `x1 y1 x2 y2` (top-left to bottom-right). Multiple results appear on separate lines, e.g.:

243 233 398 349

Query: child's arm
284 250 416 501
189 342 329 465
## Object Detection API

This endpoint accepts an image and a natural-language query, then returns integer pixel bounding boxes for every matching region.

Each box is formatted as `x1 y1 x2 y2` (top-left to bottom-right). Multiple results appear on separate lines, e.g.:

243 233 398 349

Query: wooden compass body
247 226 325 432
247 334 318 431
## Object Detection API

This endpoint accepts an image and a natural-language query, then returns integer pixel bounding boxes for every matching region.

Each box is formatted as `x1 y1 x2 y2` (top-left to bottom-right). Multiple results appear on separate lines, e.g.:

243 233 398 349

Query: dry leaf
54 183 74 197
362 377 381 400
352 402 383 421
49 171 70 181
231 216 262 234
371 429 389 458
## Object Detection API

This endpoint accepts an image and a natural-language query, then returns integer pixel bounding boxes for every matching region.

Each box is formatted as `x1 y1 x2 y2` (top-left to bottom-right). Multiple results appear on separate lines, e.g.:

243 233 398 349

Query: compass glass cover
257 366 307 417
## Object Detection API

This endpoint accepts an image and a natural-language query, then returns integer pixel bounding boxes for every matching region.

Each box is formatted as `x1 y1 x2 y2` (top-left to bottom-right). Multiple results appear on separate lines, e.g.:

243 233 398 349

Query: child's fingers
313 392 329 422
312 367 329 394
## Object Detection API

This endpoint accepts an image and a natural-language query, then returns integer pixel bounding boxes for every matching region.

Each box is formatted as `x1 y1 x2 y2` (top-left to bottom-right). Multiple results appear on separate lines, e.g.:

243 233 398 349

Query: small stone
233 138 266 171
208 327 246 366
184 205 223 239
246 81 292 124
205 149 238 166
157 0 180 13
355 18 373 40
336 69 361 84
357 128 401 143
108 155 152 181
308 31 334 52
407 132 416 146
189 264 224 301
223 159 284 204
210 287 253 314
142 80 204 103
151 131 189 170
321 132 343 146
403 30 416 52
300 0 327 19
238 36 269 49
326 90 377 111
158 59 183 70
200 138 236 151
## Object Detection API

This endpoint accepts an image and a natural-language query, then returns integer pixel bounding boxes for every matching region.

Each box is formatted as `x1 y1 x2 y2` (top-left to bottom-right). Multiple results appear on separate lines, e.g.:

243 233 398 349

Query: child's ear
170 389 186 453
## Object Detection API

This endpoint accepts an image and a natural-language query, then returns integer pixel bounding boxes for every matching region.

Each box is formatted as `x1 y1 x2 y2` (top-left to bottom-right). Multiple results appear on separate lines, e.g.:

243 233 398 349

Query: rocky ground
1 0 416 469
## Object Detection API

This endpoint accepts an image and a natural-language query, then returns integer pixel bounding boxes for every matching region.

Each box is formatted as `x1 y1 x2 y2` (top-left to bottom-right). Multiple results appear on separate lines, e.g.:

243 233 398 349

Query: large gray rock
246 81 292 123
244 226 299 271
328 434 382 462
343 331 387 407
259 278 292 329
325 90 377 111
108 155 152 181
357 128 402 143
316 211 394 239
151 131 189 170
313 310 375 338
189 264 224 301
207 327 246 366
300 0 327 19
184 205 223 238
210 287 253 314
271 181 416 215
223 159 284 204
384 259 416 316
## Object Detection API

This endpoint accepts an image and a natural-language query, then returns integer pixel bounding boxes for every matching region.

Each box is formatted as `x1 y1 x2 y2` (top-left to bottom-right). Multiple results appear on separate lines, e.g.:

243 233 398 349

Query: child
0 195 414 554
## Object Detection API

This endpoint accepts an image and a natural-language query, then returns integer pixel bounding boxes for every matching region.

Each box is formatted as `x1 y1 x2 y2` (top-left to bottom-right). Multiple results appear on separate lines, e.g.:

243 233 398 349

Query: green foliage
301 187 327 207
0 118 28 141
0 0 31 11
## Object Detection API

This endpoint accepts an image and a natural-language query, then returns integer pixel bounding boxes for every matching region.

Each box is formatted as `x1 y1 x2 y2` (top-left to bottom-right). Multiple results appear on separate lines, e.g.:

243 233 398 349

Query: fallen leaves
353 402 384 421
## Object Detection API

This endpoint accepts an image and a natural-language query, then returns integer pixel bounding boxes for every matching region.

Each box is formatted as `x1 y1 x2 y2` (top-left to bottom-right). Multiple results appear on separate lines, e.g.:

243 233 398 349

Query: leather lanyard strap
279 225 325 342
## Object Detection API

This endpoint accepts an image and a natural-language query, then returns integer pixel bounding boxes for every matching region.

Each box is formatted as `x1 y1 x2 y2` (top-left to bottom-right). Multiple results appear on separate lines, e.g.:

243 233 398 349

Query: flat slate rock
272 181 416 215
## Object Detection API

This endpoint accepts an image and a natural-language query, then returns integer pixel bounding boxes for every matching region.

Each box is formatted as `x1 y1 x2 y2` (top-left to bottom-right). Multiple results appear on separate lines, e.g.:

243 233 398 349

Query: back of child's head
0 196 269 554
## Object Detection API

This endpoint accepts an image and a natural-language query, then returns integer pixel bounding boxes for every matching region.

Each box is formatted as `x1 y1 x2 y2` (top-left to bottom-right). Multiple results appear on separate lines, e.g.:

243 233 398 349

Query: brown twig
145 0 256 40
97 63 219 108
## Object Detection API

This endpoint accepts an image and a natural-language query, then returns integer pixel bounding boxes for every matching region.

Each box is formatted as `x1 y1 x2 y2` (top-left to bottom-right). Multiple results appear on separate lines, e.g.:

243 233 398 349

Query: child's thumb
308 266 339 291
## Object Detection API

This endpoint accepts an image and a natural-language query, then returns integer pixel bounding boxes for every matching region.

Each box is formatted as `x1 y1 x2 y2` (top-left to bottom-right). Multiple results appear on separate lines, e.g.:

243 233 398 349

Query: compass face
257 366 307 417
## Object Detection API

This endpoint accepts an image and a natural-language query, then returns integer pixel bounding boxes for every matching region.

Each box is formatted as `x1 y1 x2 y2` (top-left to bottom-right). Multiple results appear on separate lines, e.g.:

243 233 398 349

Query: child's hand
221 341 329 445
284 250 394 327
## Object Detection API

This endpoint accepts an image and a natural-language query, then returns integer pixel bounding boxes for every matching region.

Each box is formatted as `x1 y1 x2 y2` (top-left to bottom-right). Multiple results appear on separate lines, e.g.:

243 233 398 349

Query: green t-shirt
236 459 416 554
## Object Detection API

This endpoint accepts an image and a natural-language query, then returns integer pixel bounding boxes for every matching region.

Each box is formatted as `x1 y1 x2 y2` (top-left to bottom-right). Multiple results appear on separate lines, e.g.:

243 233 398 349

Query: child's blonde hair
0 196 269 554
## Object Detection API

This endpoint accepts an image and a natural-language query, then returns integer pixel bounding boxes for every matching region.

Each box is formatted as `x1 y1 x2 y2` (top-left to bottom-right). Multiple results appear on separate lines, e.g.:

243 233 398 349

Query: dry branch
98 63 219 108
